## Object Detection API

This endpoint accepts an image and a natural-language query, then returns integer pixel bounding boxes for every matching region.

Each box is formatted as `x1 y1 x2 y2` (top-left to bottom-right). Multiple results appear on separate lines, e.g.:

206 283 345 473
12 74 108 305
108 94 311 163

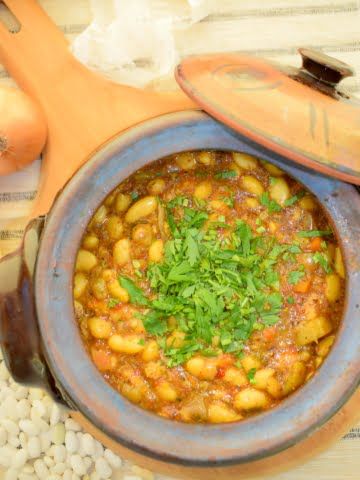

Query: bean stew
73 151 345 424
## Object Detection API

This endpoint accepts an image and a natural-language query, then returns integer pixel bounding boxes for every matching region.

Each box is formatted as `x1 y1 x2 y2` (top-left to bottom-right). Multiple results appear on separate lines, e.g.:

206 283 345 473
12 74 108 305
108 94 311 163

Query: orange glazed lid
175 48 360 185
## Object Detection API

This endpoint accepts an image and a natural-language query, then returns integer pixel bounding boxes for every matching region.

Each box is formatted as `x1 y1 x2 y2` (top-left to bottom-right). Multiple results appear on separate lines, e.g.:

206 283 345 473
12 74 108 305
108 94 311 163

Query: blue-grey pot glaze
35 111 360 466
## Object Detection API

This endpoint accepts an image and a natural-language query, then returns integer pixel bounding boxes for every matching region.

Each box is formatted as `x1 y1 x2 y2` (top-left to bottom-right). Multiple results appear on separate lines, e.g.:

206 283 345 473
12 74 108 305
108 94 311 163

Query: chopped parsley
287 296 295 304
287 270 305 285
108 298 120 308
298 229 332 238
313 252 332 273
260 192 282 213
247 368 257 384
215 170 237 180
118 276 148 306
284 191 305 207
131 191 139 200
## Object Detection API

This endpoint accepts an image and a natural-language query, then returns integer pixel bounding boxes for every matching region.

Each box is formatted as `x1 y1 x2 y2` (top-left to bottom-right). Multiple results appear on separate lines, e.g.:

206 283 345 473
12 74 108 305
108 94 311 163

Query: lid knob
299 48 354 86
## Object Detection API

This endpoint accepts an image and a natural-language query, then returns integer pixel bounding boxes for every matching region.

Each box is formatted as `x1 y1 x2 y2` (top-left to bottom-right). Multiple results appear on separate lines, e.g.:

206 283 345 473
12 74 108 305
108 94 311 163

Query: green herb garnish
247 368 257 384
298 230 332 238
313 252 332 273
108 298 120 308
260 192 282 213
287 270 305 284
131 191 139 200
287 296 295 304
284 191 305 207
118 276 149 306
215 170 237 180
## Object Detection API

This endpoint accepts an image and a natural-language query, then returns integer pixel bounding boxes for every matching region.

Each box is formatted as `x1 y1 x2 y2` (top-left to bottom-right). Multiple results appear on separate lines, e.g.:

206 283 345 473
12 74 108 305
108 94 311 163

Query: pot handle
0 217 69 405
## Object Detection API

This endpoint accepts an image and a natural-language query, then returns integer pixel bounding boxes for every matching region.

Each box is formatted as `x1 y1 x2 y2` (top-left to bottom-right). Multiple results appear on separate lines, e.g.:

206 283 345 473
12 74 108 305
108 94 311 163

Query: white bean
13 448 28 468
34 459 49 479
104 449 122 469
65 430 79 453
95 457 112 479
1 419 19 436
70 454 87 476
51 422 65 445
19 419 39 436
0 426 7 446
27 436 41 458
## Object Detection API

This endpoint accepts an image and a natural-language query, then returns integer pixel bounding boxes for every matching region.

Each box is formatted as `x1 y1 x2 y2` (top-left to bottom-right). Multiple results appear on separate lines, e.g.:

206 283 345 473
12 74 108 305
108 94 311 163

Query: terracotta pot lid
175 48 360 185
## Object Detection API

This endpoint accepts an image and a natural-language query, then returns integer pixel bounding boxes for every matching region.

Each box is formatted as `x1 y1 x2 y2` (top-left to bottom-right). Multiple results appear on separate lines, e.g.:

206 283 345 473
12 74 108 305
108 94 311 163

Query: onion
0 86 47 175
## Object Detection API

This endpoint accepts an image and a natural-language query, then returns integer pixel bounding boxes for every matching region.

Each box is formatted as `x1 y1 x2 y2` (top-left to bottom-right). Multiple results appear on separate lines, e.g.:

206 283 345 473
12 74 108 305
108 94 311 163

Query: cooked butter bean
234 388 269 411
334 247 345 278
241 355 261 373
73 273 88 299
245 197 259 209
149 239 164 263
106 216 123 241
142 341 160 362
232 152 258 170
229 162 241 177
262 161 284 176
269 178 290 205
185 357 217 380
296 316 332 346
299 195 316 211
198 151 215 165
91 278 107 300
122 384 142 403
325 273 341 302
208 403 241 423
166 331 185 348
132 223 153 246
317 335 335 357
253 368 275 390
75 250 97 272
283 361 306 394
82 235 99 250
224 367 248 387
125 196 157 223
266 377 283 399
113 238 131 266
108 335 145 354
156 382 178 402
92 205 107 225
108 280 129 302
148 178 166 195
114 193 131 213
175 152 196 170
241 175 264 196
88 317 112 339
194 181 212 200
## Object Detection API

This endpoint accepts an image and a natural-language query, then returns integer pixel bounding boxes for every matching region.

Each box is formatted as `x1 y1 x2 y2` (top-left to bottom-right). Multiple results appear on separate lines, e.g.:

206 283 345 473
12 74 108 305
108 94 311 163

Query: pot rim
35 110 360 466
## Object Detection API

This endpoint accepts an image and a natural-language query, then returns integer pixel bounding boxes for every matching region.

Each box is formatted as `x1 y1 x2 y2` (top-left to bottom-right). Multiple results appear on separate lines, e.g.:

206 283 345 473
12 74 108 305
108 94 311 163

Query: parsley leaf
108 298 120 308
118 276 148 306
313 252 332 273
260 192 282 213
298 230 332 238
284 191 305 207
287 296 295 304
215 170 237 180
288 270 305 284
247 368 257 384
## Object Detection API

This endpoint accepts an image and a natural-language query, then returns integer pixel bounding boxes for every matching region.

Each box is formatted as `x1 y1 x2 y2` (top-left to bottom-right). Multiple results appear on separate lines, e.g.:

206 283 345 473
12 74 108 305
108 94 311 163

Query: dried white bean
13 448 28 468
3 396 18 420
50 404 61 426
19 419 39 436
53 444 67 463
34 459 49 479
63 469 73 480
93 440 104 459
80 433 95 456
52 422 65 445
104 449 122 469
29 388 43 401
65 430 79 453
1 418 19 436
95 457 112 479
28 436 41 458
52 462 67 475
39 431 52 452
18 474 36 480
19 432 27 448
5 469 20 480
17 399 31 419
22 465 35 474
8 434 20 447
64 418 81 431
32 399 47 417
70 453 87 475
14 386 28 400
0 426 7 446
48 475 62 480
44 455 55 467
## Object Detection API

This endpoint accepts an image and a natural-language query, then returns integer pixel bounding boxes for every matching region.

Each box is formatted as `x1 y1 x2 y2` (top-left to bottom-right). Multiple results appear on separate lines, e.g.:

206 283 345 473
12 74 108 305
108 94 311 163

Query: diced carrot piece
294 279 311 293
263 326 276 341
91 348 113 371
309 237 322 252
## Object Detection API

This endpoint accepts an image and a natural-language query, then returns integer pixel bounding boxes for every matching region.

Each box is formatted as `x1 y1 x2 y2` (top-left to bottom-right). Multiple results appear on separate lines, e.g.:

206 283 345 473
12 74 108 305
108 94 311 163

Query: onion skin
0 86 47 175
